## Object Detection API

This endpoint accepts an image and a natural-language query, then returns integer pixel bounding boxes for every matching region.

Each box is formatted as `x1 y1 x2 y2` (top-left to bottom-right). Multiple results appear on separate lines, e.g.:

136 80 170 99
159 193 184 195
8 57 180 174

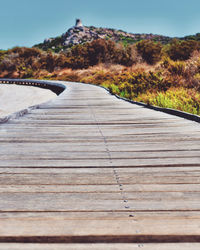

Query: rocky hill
35 19 172 53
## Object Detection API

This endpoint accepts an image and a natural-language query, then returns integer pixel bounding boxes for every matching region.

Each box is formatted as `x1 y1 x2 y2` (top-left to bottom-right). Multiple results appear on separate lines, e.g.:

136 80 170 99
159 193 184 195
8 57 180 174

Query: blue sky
0 0 199 49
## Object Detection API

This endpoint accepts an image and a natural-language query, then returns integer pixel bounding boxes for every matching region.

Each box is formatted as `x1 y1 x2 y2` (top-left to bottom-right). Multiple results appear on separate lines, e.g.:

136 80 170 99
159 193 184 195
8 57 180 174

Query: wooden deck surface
0 81 200 249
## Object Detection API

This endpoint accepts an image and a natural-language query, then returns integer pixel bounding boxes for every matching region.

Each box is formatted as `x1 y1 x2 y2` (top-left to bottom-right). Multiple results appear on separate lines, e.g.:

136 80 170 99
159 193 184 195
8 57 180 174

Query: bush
161 57 186 75
63 39 143 69
0 47 58 77
136 40 163 64
166 39 200 61
64 39 119 68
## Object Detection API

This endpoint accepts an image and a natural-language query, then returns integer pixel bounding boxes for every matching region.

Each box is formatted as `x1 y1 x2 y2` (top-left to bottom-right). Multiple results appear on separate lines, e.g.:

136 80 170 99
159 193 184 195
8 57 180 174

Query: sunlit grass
135 87 200 115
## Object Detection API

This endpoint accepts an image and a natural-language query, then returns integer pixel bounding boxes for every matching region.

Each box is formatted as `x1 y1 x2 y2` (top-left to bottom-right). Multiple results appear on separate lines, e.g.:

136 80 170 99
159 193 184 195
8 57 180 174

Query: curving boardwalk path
0 81 200 249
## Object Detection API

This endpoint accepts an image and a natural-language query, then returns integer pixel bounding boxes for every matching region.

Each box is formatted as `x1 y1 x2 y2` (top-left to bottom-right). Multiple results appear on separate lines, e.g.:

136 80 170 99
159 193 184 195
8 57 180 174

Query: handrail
0 78 66 95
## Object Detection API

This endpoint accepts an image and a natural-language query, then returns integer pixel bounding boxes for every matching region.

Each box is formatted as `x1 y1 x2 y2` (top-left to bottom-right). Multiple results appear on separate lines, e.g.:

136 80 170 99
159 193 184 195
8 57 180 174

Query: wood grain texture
0 81 200 248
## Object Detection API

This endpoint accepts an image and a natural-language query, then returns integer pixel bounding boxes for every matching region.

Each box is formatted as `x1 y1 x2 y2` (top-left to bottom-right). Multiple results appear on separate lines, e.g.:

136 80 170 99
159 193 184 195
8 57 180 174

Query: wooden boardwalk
0 81 200 249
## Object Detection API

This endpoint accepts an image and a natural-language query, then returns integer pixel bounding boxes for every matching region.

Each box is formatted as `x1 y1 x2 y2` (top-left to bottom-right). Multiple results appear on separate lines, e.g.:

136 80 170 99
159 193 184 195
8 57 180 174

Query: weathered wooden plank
1 166 200 173
1 243 200 250
0 167 113 174
0 173 116 185
0 189 200 202
1 210 200 218
1 183 200 193
123 183 200 192
1 193 200 211
120 175 200 184
1 150 200 160
0 173 200 185
1 215 200 238
0 157 200 167
0 185 119 193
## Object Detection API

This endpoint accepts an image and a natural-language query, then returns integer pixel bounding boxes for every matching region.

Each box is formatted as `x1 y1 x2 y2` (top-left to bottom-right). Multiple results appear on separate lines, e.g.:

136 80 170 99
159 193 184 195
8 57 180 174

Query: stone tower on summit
75 19 83 27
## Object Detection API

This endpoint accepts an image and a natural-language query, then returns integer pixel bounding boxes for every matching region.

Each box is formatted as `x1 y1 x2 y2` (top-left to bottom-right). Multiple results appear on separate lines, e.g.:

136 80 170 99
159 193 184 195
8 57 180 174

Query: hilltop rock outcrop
38 19 172 52
62 19 107 46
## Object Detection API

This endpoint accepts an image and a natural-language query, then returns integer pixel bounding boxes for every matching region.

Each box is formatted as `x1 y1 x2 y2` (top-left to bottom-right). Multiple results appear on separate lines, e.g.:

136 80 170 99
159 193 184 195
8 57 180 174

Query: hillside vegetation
0 23 200 115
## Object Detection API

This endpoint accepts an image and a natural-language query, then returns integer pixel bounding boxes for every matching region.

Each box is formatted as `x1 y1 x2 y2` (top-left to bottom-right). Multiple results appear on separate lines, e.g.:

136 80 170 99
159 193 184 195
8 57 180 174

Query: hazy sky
0 0 199 49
